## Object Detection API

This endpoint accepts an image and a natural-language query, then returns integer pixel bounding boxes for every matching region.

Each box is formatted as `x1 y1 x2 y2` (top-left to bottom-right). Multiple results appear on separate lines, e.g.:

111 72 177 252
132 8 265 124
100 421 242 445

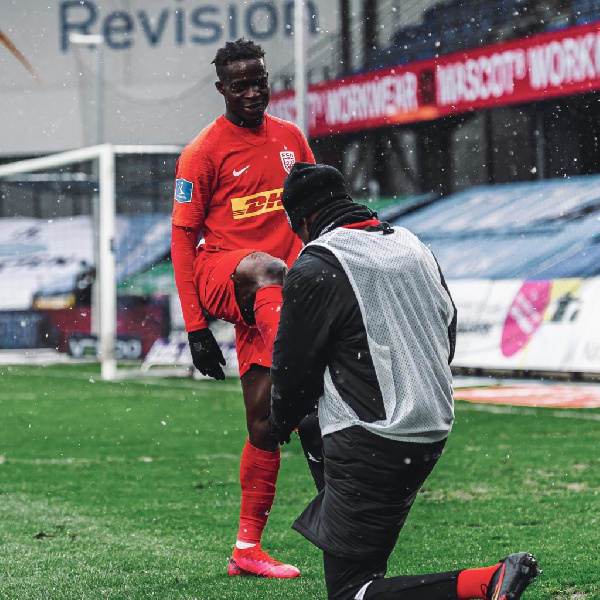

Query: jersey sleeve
171 223 207 332
171 125 220 331
172 128 218 229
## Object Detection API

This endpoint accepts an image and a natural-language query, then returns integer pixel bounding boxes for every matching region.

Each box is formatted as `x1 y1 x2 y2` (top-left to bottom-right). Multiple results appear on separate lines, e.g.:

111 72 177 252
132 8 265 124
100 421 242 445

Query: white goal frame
0 144 181 380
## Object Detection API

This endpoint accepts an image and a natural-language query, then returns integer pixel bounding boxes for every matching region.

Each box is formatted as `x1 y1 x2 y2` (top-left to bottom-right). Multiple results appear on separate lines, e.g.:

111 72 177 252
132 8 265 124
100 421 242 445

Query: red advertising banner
268 65 436 136
269 23 600 137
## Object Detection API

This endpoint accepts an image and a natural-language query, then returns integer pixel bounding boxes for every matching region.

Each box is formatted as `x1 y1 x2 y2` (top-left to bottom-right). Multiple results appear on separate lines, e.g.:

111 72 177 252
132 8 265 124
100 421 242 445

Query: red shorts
193 249 271 378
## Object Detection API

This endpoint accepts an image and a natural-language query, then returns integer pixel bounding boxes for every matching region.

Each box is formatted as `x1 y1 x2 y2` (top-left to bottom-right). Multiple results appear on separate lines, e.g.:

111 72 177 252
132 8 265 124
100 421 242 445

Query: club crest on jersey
280 151 296 174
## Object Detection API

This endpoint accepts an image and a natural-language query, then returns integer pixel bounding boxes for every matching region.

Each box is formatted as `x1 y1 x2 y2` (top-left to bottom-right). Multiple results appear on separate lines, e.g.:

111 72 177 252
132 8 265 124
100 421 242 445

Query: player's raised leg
232 251 288 355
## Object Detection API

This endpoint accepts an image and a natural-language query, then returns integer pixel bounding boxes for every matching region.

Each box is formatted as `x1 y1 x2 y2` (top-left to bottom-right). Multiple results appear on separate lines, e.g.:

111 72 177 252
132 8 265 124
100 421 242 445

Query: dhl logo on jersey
231 188 284 220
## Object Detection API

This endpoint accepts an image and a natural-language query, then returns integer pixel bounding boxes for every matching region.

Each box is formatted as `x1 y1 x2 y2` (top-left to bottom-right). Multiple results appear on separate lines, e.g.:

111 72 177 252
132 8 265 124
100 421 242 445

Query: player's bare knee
233 252 286 289
256 256 287 287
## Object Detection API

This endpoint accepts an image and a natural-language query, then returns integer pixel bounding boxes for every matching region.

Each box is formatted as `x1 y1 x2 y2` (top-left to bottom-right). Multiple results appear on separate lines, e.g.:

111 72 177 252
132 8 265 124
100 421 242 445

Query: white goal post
0 144 181 380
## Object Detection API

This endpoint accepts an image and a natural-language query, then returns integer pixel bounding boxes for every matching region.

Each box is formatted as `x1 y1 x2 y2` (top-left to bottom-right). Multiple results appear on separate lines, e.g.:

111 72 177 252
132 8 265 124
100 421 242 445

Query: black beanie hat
282 162 352 231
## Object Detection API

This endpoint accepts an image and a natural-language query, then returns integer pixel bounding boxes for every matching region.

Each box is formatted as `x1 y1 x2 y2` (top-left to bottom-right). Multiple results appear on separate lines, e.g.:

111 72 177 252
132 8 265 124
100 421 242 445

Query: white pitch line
194 453 241 461
0 366 243 394
1 452 293 465
119 377 242 393
0 394 37 401
0 457 129 465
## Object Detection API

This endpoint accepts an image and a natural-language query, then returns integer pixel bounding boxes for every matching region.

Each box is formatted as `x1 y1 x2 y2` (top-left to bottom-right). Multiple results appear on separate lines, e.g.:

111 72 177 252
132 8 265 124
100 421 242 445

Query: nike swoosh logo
233 165 250 177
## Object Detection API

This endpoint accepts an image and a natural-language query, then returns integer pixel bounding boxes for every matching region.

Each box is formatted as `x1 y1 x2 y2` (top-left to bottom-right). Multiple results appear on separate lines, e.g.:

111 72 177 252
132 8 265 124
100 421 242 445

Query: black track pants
324 552 459 600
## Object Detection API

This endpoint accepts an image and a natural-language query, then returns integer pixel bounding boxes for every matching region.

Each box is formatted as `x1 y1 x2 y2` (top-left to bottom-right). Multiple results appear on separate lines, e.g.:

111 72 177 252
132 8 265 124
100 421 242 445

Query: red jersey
173 114 314 261
172 114 314 331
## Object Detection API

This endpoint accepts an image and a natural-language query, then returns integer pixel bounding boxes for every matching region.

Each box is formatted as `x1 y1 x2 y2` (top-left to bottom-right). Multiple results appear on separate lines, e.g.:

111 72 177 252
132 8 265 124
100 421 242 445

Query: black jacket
270 222 456 443
270 241 383 440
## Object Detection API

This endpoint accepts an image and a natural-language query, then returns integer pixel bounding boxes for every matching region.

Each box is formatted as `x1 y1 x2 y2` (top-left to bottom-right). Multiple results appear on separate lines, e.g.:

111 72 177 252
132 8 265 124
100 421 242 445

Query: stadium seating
0 213 171 311
390 175 600 279
365 0 591 71
573 0 600 23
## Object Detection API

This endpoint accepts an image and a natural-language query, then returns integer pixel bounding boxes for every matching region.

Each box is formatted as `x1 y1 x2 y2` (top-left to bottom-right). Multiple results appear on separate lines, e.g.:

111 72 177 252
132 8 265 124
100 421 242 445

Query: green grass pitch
1 364 598 599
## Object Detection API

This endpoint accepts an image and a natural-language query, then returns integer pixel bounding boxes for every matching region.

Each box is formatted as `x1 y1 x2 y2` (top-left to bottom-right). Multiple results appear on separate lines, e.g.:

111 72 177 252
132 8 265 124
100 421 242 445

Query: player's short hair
212 38 266 79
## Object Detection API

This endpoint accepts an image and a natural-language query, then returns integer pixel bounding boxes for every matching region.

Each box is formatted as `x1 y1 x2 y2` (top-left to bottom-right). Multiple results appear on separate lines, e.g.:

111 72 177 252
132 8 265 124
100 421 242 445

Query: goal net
0 144 182 380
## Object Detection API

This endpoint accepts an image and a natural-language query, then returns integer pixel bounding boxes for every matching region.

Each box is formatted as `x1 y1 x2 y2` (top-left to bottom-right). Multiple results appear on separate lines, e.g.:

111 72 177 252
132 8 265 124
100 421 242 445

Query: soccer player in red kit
171 38 314 578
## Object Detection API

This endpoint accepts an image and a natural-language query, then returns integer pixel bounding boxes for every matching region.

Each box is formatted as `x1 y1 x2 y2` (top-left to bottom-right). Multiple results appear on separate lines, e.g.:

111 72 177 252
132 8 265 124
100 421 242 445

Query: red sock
237 439 281 544
457 565 501 599
253 285 283 355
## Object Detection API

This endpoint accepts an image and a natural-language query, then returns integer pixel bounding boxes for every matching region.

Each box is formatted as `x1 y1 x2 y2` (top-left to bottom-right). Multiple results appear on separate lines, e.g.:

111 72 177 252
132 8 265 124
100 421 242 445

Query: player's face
216 58 270 127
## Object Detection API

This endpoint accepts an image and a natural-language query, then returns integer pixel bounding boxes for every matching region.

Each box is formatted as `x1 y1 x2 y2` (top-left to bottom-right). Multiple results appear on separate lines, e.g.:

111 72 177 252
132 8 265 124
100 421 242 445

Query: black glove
188 328 226 380
268 412 292 445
